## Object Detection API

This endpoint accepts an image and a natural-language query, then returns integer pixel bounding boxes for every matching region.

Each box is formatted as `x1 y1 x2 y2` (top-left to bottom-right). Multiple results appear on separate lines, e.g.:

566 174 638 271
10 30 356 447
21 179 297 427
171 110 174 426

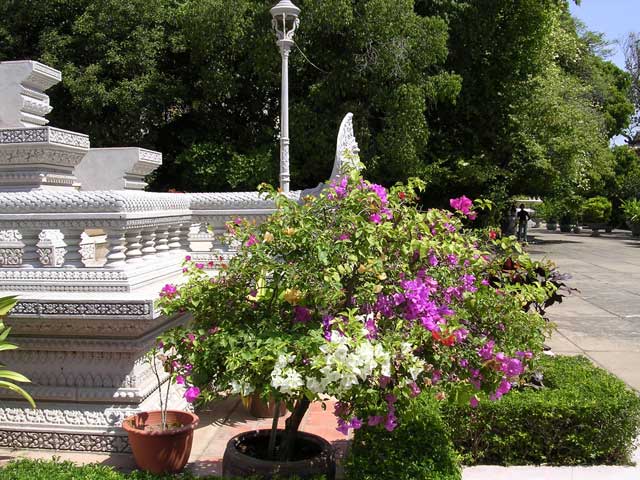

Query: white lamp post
270 0 300 194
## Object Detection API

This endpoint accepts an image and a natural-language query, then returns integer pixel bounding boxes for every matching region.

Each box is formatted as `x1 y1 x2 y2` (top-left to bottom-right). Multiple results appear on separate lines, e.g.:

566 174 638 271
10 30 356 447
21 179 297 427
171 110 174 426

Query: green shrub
0 459 325 480
345 394 461 480
581 196 612 224
441 355 640 466
622 198 640 224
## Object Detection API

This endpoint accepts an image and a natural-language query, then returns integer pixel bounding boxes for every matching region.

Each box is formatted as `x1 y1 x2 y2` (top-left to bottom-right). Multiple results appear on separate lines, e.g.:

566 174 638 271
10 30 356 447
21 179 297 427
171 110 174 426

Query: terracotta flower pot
122 410 199 474
222 429 336 479
242 394 287 418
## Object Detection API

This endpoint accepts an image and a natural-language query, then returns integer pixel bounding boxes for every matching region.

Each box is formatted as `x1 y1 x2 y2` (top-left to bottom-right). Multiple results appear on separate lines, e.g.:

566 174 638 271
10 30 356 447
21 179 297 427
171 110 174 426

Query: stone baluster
141 229 157 259
125 230 143 263
155 227 170 256
59 226 85 268
19 227 41 268
104 229 127 268
168 224 188 253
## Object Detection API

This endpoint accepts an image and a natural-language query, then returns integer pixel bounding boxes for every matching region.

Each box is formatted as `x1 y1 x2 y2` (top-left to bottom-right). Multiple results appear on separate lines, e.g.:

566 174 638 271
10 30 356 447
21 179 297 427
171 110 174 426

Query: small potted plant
581 196 612 236
157 172 551 479
622 198 640 237
122 347 199 474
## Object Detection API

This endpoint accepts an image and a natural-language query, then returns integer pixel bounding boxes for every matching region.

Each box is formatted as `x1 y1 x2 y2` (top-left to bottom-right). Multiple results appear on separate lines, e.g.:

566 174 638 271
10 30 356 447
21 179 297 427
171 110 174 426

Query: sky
569 0 638 69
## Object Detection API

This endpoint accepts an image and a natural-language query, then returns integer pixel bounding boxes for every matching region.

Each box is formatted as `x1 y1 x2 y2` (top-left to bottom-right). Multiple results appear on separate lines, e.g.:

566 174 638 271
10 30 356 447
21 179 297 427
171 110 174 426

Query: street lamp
270 0 300 194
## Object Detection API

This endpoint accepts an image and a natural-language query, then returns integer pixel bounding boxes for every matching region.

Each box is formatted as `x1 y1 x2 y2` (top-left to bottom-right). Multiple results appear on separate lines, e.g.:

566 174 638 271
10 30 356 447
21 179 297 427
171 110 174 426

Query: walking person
517 204 530 242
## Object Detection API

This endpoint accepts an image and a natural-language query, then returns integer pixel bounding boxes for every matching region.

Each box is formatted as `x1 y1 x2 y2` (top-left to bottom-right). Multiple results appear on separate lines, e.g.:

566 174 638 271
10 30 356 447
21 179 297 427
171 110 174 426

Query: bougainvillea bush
157 171 553 460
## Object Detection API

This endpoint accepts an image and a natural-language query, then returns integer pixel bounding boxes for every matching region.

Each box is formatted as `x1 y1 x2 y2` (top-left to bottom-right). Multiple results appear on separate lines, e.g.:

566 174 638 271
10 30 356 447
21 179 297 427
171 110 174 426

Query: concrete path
527 228 640 392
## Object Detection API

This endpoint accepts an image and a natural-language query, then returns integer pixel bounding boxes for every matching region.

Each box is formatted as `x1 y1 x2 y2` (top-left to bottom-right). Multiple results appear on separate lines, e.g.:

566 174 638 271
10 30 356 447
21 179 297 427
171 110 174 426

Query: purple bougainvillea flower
350 417 363 430
293 306 312 323
368 415 384 426
184 386 200 403
176 375 185 385
195 263 204 269
369 213 382 224
185 255 192 262
470 396 479 408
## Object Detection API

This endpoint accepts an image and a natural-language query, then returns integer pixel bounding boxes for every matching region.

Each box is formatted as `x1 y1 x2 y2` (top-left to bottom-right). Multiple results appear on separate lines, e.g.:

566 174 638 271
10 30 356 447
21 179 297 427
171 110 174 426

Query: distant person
517 204 530 242
506 203 517 236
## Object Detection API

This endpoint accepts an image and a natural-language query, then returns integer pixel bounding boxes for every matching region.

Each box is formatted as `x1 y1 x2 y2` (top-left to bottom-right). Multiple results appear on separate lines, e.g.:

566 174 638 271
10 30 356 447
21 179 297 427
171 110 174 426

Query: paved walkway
1 227 639 479
527 228 640 392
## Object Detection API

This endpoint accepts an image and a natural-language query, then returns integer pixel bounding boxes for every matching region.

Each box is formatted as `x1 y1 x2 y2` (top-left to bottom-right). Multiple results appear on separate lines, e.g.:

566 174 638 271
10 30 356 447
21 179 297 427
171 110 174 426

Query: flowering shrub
157 172 551 460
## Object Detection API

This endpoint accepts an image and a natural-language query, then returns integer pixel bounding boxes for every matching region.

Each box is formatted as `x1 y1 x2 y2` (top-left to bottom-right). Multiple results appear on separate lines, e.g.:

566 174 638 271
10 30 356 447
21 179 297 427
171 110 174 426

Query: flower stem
278 398 310 461
267 399 280 460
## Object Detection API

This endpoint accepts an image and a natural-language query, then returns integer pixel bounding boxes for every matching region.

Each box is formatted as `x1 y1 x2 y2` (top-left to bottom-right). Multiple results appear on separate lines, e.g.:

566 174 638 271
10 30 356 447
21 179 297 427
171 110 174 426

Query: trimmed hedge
345 394 462 480
0 459 326 480
441 355 640 466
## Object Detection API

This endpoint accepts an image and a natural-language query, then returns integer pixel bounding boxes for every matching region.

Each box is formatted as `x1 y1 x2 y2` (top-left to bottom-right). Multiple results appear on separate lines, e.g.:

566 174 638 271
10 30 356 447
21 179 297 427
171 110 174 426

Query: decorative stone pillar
0 229 24 266
36 230 67 268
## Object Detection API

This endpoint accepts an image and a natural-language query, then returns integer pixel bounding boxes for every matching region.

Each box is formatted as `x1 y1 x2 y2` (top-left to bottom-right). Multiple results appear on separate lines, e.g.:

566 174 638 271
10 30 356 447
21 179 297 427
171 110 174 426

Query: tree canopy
0 0 634 205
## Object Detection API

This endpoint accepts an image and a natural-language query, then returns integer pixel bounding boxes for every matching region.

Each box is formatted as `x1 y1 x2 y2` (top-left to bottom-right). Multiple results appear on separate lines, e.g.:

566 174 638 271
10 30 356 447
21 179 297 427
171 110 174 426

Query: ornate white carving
330 112 362 180
0 430 131 453
9 301 152 318
0 229 24 266
0 127 89 148
36 229 67 267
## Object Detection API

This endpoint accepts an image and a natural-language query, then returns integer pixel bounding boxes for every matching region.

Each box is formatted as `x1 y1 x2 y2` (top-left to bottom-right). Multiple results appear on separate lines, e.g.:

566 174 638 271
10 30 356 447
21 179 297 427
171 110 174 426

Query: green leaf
0 380 35 408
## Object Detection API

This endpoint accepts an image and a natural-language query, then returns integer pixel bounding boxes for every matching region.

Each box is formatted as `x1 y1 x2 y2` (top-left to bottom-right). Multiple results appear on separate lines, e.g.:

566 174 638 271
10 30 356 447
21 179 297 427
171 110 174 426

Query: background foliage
0 0 636 210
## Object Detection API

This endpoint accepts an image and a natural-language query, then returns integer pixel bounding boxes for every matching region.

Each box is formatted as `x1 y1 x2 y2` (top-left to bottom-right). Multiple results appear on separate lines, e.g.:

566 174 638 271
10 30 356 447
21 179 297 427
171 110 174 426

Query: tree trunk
278 398 310 461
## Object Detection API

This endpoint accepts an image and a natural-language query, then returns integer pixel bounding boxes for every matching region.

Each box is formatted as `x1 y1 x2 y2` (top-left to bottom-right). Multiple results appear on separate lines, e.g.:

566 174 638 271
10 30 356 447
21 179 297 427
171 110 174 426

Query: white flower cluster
306 331 392 395
400 342 425 384
271 353 304 395
229 379 255 396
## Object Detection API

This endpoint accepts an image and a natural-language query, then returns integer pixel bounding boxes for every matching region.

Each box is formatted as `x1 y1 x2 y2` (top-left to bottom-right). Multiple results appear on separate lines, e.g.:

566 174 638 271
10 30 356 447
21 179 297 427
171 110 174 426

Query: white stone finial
330 113 361 180
0 60 62 128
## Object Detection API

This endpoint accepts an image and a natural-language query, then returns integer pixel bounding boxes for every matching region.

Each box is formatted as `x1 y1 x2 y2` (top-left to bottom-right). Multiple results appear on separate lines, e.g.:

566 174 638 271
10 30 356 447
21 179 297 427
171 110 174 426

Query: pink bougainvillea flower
160 284 178 299
369 213 382 224
245 235 257 247
195 263 204 269
184 255 191 262
450 195 472 213
184 386 200 403
176 375 185 385
470 396 479 408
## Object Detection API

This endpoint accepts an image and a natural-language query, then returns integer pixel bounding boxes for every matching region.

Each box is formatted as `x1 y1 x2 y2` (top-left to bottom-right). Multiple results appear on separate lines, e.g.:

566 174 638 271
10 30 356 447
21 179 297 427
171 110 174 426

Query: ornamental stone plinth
75 147 163 191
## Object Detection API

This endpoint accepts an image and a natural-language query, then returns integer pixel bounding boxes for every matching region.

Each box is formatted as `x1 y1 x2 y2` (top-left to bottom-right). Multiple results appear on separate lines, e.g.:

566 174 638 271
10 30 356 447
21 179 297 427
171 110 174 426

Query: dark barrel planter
223 429 336 479
122 410 199 474
559 224 573 233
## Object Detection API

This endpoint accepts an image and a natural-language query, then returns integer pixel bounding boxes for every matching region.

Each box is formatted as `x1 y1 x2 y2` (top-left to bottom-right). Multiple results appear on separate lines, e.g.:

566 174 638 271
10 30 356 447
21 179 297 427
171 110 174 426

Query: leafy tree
0 0 459 192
